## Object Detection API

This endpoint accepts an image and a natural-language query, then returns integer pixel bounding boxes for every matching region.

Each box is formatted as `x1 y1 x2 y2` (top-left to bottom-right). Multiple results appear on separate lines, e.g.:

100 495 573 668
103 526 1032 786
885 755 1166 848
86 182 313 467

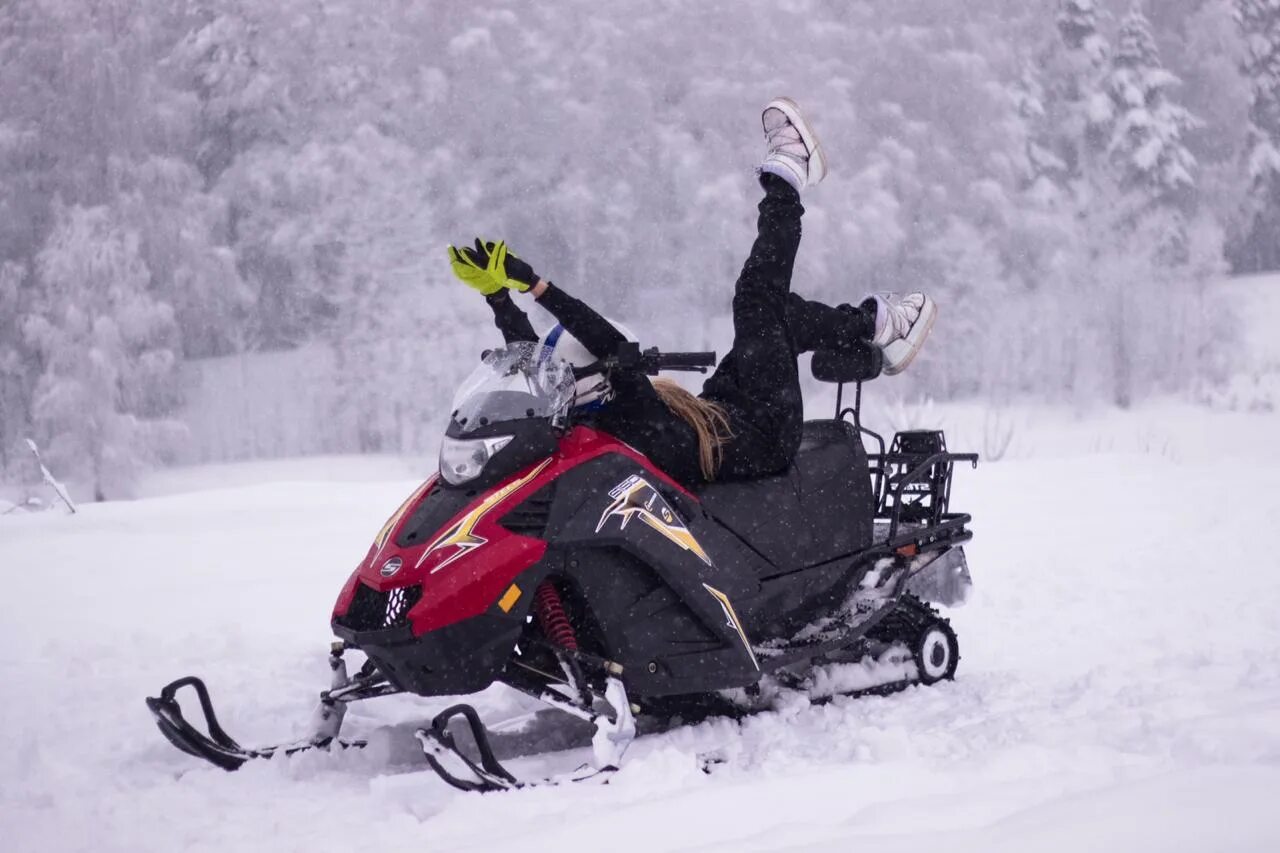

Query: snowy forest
2 0 1279 499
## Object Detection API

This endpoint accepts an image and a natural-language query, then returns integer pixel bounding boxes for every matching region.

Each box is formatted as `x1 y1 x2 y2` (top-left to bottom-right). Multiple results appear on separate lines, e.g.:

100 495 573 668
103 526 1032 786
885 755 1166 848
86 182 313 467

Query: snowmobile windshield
449 342 576 434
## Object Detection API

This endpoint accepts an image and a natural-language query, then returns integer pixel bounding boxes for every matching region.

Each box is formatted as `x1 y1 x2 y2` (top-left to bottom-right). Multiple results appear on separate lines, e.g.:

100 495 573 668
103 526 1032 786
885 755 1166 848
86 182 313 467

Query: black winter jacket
485 286 711 487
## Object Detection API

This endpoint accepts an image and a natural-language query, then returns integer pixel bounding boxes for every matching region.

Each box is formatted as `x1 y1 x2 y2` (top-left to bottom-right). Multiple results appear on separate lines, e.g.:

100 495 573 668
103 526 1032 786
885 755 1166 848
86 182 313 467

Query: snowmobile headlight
439 435 513 485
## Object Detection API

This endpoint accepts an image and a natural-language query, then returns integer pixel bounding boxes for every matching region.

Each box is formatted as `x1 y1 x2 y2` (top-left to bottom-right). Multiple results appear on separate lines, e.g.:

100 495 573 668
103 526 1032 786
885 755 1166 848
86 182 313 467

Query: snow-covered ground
3 407 1280 852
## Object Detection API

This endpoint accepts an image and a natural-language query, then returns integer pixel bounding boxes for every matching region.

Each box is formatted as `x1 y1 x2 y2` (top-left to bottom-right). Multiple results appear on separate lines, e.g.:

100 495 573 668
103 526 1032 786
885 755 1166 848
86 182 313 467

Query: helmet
538 320 637 412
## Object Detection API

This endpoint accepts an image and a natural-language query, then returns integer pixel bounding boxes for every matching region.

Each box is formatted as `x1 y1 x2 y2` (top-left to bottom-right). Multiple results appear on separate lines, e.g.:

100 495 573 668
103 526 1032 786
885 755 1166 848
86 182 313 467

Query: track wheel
912 619 959 685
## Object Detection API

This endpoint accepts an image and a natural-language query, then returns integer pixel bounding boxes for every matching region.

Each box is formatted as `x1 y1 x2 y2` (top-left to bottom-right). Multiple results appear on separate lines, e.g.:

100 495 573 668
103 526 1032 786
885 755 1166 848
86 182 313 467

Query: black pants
702 174 873 480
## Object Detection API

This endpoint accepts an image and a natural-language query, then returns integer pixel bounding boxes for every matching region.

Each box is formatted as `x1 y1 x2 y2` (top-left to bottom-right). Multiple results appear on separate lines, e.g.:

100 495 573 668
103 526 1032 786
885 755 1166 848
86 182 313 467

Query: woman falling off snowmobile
447 98 936 488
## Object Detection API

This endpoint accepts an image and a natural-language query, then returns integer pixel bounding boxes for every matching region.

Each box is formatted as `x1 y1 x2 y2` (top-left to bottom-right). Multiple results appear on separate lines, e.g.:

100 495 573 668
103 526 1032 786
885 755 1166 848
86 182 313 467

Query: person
447 98 934 487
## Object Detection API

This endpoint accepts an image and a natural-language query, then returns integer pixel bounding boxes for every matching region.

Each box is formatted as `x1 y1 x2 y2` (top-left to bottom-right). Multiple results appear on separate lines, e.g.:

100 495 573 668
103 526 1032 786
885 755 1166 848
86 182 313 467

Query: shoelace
766 124 802 149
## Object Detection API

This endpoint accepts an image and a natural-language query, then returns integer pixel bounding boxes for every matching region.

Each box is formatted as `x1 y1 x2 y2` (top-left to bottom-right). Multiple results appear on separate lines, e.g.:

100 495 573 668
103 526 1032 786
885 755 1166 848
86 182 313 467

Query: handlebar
652 351 718 371
572 343 718 380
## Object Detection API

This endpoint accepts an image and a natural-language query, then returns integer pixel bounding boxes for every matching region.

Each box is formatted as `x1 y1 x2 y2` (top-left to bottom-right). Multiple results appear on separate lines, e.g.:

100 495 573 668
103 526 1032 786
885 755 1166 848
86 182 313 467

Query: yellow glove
481 240 538 293
448 239 503 296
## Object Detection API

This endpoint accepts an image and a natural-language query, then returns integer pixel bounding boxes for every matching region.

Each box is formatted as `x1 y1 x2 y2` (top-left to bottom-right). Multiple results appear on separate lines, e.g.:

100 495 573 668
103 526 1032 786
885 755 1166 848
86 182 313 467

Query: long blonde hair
651 378 734 480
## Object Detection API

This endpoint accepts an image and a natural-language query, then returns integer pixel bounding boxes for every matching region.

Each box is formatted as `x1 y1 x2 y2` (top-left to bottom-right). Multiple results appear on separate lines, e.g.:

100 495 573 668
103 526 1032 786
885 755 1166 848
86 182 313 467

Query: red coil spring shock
533 580 578 651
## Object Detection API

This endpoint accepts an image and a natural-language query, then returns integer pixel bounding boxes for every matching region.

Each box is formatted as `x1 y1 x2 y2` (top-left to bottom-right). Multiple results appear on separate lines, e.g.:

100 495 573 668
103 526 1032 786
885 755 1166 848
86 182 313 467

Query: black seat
696 420 874 574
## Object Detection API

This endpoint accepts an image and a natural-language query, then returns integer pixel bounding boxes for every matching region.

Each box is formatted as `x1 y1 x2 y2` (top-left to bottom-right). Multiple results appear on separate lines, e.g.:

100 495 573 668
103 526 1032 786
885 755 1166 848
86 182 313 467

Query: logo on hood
380 556 403 578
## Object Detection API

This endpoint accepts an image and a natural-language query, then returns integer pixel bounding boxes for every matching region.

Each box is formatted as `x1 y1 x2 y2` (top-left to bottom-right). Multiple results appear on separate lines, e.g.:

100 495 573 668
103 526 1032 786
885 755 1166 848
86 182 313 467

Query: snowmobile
147 339 977 790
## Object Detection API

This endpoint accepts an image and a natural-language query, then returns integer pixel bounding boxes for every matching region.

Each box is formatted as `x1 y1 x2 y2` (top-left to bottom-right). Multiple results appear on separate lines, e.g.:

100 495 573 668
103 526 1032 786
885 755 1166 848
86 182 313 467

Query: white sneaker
760 97 827 191
871 293 937 375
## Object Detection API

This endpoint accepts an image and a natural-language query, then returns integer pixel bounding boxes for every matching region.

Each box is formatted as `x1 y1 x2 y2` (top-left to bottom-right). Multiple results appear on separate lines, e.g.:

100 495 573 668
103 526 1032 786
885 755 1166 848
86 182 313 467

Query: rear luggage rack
872 430 978 546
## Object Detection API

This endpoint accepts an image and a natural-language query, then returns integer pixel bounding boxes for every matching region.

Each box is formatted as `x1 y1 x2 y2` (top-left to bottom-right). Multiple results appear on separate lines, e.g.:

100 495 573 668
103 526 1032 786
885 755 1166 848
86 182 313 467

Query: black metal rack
873 430 979 541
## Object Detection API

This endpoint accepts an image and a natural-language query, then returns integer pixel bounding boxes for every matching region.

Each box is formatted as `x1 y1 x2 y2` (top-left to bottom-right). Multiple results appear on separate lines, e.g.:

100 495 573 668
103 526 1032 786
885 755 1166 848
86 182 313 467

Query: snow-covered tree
117 156 253 358
0 0 1259 466
163 2 292 184
1022 1 1111 209
0 261 32 482
1099 11 1199 208
1091 10 1206 405
23 203 184 499
1233 0 1280 271
1058 0 1108 55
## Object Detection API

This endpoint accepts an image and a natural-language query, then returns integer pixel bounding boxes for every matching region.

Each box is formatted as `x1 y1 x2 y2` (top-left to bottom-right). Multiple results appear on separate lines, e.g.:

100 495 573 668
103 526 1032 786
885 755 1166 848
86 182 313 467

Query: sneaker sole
765 97 827 186
882 296 937 376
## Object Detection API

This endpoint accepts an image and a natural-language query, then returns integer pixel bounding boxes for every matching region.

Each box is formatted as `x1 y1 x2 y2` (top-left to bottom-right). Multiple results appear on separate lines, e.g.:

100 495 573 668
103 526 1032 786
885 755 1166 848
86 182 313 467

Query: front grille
338 582 423 631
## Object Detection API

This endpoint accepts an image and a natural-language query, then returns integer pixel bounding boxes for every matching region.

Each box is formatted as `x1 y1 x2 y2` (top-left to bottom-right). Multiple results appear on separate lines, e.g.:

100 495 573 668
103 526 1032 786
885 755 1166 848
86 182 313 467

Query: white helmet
538 320 637 411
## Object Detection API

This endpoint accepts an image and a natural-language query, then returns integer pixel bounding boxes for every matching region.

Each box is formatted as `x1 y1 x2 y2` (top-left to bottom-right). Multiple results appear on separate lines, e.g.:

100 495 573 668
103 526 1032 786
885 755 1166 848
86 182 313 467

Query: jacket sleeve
537 282 662 406
533 282 628 360
485 291 538 344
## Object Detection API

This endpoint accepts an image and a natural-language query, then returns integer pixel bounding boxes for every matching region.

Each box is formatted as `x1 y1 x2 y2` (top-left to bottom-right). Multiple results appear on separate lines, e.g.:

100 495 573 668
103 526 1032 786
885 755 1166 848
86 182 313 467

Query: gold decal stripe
416 458 552 572
638 513 711 565
703 583 760 671
374 479 434 555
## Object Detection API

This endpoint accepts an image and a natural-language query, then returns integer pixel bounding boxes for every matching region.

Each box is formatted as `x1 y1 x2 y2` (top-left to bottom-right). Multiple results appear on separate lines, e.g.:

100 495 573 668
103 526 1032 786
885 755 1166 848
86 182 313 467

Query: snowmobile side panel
542 454 767 693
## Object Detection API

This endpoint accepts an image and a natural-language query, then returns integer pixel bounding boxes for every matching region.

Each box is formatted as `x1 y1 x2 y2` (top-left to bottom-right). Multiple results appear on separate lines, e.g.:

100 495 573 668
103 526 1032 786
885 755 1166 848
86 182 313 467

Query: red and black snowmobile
147 340 977 790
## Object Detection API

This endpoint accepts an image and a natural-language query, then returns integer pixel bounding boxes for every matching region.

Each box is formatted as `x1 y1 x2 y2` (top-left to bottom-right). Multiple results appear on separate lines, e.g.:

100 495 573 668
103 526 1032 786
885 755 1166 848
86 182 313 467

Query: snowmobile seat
695 419 875 575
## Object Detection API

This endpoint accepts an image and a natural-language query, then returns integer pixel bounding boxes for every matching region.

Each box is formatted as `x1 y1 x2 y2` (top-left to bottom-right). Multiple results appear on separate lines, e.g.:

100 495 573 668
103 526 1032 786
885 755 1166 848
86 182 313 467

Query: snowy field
3 406 1280 853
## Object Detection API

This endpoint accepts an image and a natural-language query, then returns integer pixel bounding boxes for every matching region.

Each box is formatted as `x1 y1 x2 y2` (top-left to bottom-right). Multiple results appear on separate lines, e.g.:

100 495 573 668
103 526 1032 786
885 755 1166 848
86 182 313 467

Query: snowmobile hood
332 426 694 635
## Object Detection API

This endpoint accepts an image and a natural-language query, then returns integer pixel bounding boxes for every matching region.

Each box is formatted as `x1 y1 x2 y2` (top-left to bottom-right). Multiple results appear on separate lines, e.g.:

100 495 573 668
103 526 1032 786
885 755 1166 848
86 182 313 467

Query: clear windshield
449 342 576 433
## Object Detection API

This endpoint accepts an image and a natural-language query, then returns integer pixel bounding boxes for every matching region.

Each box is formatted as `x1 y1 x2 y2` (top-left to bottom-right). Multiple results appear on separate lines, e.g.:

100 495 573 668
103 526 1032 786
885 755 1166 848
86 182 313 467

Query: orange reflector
896 544 918 557
498 584 522 613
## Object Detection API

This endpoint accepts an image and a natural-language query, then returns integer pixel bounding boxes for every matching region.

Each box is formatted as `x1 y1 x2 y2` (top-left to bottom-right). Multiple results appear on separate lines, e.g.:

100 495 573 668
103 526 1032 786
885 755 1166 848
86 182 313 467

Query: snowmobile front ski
145 643 399 771
146 676 363 770
416 676 635 792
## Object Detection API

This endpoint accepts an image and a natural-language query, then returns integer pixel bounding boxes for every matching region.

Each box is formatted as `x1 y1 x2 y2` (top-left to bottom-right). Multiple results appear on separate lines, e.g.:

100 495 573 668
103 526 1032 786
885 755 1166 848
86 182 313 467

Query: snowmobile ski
145 644 399 771
145 676 365 770
415 675 635 792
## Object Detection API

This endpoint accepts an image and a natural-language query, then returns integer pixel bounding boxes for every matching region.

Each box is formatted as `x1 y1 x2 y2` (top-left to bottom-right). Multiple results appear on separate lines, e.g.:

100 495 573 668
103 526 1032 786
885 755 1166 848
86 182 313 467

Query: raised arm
450 239 536 345
485 291 537 344
449 237 628 360
528 280 628 360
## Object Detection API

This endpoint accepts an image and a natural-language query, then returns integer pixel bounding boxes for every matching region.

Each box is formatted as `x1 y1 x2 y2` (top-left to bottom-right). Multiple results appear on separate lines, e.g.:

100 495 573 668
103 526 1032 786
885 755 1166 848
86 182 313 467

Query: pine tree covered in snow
1024 3 1222 408
1092 10 1214 407
1233 0 1280 271
1058 0 1108 55
1099 12 1199 214
1022 1 1111 202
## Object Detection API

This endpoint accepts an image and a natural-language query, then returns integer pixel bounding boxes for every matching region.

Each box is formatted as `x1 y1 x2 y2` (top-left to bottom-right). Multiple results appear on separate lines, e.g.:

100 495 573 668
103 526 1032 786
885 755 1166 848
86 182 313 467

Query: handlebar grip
657 352 717 369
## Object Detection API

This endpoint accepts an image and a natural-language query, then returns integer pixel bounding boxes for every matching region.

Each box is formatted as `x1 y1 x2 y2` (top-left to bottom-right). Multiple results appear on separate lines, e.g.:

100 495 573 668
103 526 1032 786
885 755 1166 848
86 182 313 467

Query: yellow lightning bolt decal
416 458 551 573
595 475 711 565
